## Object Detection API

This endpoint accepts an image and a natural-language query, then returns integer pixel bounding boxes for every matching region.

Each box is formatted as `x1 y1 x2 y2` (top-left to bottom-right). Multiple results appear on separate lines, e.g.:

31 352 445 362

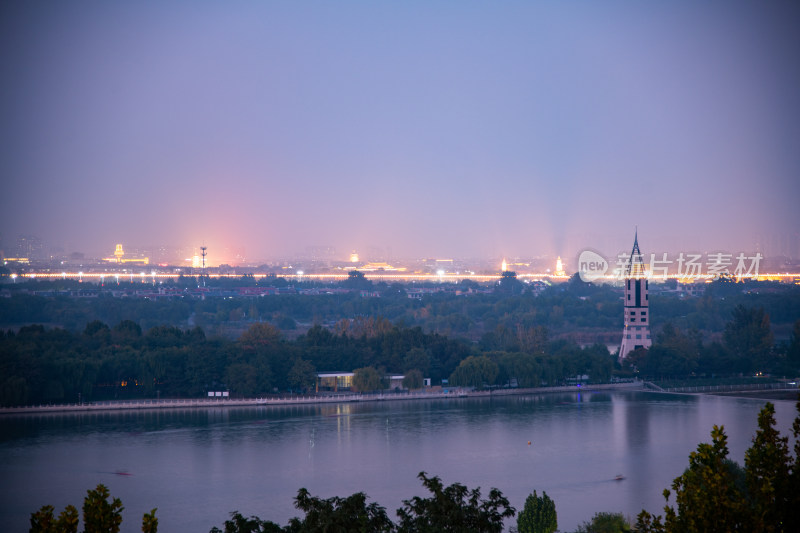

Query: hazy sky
2 1 798 263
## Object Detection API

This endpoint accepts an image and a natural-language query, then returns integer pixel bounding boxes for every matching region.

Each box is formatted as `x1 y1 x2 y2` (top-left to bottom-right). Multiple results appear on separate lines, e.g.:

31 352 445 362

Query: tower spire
625 227 644 277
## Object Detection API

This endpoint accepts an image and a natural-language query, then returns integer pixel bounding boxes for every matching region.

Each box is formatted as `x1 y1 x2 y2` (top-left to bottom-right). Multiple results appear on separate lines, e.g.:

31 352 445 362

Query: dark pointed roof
625 228 645 277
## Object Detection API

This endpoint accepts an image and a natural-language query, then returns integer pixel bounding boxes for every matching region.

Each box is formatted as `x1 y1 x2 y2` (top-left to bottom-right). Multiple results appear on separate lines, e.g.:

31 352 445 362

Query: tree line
0 317 620 407
2 300 798 407
2 276 798 344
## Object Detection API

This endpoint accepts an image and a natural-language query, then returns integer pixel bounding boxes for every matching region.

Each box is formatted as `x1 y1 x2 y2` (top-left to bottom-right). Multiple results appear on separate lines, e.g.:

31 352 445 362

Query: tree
31 484 154 533
516 490 556 533
396 472 514 533
142 509 158 533
112 320 142 339
353 366 383 392
449 356 498 389
84 320 110 338
573 512 631 533
636 400 800 533
210 511 283 533
30 505 79 533
343 270 371 290
723 305 774 371
496 271 523 295
403 348 431 376
403 369 424 390
744 402 792 531
788 320 800 370
240 323 281 348
285 488 394 533
83 484 124 533
496 352 540 388
288 359 317 392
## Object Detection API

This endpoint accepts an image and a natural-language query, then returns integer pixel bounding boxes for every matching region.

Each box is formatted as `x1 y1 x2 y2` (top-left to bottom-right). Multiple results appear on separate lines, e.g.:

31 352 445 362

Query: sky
1 1 799 264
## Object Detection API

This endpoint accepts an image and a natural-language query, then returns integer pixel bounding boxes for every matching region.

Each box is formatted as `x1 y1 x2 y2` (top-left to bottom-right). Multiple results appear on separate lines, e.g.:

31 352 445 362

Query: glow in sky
1 1 798 262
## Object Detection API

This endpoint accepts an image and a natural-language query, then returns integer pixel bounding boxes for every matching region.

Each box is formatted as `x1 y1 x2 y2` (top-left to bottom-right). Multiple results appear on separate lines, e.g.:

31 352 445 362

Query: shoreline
3 381 796 416
0 382 643 415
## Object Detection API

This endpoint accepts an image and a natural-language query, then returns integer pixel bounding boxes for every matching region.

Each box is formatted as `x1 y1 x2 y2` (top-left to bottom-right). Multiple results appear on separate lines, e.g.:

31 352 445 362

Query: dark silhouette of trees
636 399 800 533
396 472 515 533
286 489 394 533
724 305 774 372
517 490 557 533
31 484 153 533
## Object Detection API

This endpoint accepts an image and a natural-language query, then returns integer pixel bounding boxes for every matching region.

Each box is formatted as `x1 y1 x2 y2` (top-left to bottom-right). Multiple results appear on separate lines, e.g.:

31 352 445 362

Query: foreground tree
573 512 631 533
745 403 792 530
210 511 282 533
396 472 514 533
30 505 79 533
31 484 155 533
636 399 800 533
516 490 556 533
285 488 394 533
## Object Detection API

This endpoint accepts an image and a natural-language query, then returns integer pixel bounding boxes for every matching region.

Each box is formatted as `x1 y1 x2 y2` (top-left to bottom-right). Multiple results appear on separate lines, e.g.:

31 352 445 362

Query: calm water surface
1 391 797 532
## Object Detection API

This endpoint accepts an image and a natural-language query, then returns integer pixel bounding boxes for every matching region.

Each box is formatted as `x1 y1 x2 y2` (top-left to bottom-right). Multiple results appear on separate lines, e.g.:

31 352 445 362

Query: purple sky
2 1 799 264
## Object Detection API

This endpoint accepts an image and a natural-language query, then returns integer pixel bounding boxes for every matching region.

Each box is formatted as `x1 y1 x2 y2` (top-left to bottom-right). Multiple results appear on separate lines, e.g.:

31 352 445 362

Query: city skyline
2 2 799 262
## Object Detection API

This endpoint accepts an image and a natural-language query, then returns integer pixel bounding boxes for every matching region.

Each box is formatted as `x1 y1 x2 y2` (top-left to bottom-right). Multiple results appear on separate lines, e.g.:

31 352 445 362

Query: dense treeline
625 305 800 379
3 306 797 407
2 277 799 407
0 317 620 406
2 277 798 342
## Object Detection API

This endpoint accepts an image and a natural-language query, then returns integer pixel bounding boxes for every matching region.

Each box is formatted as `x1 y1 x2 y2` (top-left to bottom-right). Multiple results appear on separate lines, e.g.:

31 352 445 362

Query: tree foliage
449 356 498 389
210 511 283 533
352 366 383 392
31 484 154 533
516 490 557 533
636 400 800 533
30 505 79 533
403 369 424 390
723 305 774 371
573 512 631 533
286 488 394 533
396 472 514 533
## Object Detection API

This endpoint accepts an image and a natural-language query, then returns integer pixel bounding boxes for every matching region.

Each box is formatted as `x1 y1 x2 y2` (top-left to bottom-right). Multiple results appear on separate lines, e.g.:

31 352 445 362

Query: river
1 390 797 532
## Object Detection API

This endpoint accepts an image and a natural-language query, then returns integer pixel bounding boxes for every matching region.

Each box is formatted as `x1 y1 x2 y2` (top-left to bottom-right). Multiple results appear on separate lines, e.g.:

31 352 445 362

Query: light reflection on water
1 391 796 532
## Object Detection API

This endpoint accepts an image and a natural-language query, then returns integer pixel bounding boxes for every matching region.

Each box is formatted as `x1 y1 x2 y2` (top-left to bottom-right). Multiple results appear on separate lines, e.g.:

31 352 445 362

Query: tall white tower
619 230 651 360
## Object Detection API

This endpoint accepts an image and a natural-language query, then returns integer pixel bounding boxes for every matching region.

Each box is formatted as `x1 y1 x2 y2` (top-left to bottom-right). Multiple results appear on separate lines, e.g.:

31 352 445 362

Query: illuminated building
555 256 566 277
619 230 651 360
350 251 359 263
501 258 508 272
359 262 406 272
103 244 149 265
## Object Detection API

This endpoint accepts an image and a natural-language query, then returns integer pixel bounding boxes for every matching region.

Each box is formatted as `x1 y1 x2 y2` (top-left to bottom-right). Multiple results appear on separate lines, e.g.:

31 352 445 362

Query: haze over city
2 1 799 265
